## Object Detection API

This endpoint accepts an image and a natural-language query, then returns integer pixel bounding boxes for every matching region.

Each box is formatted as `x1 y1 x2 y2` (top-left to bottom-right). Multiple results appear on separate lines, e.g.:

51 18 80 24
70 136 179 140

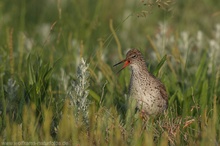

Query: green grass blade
153 54 167 77
89 89 100 102
200 79 208 114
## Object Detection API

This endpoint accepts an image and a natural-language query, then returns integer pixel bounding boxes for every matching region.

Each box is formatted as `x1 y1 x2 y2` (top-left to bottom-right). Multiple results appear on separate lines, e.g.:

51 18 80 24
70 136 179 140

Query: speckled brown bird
114 49 168 115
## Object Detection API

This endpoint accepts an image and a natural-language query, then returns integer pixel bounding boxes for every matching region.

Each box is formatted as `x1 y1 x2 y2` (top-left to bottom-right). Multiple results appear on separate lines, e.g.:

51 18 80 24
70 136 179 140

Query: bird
113 49 168 116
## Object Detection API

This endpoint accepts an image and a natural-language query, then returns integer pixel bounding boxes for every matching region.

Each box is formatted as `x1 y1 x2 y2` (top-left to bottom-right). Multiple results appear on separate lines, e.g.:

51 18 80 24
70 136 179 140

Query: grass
0 0 220 145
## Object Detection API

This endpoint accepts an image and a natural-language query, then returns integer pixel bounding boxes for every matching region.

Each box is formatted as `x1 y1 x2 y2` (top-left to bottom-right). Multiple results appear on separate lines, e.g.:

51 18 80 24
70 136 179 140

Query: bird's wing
158 83 168 101
148 73 168 101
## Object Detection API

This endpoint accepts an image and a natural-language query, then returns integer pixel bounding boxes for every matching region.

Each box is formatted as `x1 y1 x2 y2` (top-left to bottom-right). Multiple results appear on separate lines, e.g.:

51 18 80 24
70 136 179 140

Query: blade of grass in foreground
153 54 167 77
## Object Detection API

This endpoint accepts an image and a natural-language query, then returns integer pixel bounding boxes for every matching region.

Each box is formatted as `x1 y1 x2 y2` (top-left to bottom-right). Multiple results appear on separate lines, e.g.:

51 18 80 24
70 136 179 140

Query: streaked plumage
114 49 168 115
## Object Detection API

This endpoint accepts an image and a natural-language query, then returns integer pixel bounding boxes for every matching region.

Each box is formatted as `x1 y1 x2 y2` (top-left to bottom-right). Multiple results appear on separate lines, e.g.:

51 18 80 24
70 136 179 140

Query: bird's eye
132 55 137 58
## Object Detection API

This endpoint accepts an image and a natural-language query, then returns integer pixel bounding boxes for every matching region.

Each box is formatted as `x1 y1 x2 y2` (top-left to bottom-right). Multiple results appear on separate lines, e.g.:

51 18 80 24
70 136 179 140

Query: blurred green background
1 0 220 57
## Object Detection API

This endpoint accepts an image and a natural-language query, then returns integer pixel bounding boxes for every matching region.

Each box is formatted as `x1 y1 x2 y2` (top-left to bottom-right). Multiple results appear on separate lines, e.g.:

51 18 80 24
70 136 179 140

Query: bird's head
113 49 145 73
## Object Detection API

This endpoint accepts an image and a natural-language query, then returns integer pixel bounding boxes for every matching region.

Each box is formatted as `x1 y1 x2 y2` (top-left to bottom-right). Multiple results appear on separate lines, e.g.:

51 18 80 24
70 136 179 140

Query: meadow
0 0 220 145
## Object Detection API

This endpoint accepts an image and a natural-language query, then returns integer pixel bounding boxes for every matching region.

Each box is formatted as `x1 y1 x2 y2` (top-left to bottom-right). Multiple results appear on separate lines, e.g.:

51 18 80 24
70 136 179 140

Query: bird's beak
113 59 130 73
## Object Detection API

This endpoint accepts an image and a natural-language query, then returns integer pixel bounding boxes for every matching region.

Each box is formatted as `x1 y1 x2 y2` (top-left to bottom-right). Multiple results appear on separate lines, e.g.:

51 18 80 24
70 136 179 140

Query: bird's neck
130 64 150 76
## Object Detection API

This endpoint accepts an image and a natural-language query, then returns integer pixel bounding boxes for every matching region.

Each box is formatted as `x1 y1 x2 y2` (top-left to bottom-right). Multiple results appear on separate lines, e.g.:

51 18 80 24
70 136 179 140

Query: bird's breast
129 70 167 115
